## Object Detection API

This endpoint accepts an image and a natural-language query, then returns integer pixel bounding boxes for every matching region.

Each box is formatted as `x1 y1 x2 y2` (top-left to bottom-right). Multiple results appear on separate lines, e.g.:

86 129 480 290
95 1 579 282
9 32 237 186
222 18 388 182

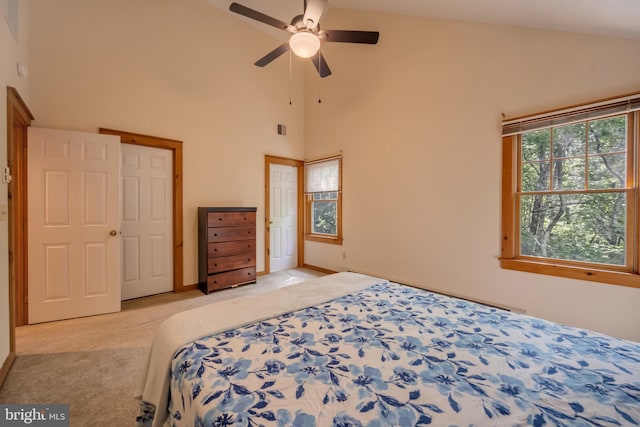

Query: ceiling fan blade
229 2 294 32
323 29 379 44
255 43 290 67
303 0 327 30
311 52 332 78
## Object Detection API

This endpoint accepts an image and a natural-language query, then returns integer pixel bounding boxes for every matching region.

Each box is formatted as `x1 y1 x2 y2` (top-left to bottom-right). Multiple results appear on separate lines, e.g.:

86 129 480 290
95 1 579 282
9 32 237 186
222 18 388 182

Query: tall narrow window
501 92 640 288
305 156 342 244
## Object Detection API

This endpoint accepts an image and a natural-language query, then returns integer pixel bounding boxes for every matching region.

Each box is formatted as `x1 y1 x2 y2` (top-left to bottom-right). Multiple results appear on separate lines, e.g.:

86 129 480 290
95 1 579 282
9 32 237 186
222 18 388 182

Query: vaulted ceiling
211 0 640 40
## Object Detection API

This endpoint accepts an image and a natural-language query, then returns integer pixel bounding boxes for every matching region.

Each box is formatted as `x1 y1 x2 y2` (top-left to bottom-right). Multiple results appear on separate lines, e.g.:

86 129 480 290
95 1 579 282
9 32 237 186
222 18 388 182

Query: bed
137 272 640 426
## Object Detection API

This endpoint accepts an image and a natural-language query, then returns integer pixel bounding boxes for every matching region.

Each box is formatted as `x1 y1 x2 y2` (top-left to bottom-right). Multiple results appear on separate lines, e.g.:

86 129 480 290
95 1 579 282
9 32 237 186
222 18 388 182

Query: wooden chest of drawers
198 207 257 294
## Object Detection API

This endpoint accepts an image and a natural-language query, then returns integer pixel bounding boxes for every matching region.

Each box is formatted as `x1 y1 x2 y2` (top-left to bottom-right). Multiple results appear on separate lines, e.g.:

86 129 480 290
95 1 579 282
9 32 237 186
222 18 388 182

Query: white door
270 164 297 272
121 143 173 300
28 128 121 324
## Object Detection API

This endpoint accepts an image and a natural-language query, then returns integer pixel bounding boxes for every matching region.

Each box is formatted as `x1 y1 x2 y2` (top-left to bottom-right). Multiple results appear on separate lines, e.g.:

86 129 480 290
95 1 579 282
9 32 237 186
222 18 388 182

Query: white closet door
28 127 121 323
121 143 173 300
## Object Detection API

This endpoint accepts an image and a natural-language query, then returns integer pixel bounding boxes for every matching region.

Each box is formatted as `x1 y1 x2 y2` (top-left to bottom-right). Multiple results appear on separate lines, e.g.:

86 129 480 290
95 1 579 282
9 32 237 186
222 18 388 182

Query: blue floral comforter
161 281 640 426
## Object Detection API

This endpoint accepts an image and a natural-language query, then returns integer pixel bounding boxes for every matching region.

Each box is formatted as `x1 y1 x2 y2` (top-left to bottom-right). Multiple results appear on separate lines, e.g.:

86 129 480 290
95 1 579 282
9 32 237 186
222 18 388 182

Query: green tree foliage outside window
518 115 627 265
312 192 337 235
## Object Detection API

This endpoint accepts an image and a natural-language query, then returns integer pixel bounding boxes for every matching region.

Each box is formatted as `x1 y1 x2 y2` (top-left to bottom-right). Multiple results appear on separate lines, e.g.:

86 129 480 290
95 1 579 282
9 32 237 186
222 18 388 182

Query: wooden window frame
501 95 640 289
304 156 343 245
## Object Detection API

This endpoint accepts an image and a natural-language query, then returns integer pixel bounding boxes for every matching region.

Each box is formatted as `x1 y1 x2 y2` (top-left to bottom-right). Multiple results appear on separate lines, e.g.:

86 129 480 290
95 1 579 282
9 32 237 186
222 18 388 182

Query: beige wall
0 0 29 366
27 0 305 287
303 10 640 342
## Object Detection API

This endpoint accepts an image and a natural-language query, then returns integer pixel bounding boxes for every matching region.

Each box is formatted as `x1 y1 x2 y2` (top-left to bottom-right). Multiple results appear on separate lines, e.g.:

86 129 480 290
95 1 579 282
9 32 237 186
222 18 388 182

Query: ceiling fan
229 0 379 78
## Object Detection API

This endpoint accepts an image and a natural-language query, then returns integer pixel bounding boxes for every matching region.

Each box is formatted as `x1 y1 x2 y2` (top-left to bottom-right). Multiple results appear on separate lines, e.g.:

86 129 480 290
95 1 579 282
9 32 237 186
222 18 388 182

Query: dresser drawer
207 226 255 242
208 253 256 273
207 267 256 292
208 240 255 258
208 211 256 228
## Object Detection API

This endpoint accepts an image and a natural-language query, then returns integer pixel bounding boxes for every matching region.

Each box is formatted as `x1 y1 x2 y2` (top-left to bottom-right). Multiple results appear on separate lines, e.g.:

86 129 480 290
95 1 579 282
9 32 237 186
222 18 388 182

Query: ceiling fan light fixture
289 31 320 58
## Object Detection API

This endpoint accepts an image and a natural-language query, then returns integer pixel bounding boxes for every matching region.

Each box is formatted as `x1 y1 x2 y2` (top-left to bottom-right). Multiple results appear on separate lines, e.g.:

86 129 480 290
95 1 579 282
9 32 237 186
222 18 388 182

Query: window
305 156 342 244
501 92 640 288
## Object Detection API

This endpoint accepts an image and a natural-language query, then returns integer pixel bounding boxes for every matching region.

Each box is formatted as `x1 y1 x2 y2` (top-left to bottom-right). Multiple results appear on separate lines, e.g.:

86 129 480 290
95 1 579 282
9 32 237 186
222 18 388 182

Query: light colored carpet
0 268 324 426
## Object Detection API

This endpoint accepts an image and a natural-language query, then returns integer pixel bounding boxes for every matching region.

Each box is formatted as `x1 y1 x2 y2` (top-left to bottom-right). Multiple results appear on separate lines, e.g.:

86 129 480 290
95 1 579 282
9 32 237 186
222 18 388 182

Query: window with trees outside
305 156 342 244
501 92 640 288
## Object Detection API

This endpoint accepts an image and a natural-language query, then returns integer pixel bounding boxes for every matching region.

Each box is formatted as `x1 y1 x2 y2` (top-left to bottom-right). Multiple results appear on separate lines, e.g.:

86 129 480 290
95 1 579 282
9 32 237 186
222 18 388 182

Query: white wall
0 0 29 365
27 0 306 286
303 10 640 342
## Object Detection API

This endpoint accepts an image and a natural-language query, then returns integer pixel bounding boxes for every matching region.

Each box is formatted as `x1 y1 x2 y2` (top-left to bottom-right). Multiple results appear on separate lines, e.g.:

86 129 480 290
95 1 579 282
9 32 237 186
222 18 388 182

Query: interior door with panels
121 143 173 300
270 163 298 272
27 128 121 323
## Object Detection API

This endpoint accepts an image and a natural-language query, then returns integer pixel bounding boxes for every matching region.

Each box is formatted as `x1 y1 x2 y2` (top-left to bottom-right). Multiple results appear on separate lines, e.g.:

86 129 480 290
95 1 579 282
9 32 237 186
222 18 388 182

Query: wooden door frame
2 87 33 385
99 128 188 292
7 87 32 327
264 155 304 274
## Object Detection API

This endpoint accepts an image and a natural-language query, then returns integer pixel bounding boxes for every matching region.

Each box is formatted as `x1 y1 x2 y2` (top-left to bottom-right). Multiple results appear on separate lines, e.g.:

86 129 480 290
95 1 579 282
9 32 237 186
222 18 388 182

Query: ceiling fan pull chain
289 50 293 106
318 52 322 104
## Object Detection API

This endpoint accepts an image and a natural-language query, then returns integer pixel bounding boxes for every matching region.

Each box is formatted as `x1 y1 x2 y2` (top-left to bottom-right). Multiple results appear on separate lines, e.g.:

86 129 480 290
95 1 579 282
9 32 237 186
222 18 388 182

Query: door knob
109 229 118 237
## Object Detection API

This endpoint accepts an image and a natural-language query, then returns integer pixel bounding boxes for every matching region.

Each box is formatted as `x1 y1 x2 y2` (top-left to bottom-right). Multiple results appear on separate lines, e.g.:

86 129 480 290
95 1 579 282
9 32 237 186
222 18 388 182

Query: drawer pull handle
218 217 223 221
214 233 218 237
